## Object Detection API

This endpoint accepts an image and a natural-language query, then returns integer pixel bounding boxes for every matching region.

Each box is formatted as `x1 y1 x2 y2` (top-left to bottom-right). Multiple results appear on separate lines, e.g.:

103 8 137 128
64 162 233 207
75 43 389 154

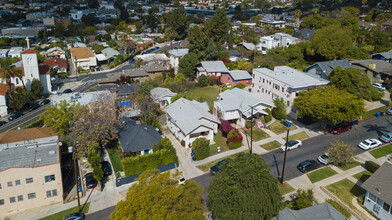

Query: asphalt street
86 206 115 220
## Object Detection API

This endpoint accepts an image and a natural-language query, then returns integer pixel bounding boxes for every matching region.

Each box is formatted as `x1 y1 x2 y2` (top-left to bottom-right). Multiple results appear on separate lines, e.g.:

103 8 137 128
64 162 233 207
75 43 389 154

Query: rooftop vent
49 151 55 155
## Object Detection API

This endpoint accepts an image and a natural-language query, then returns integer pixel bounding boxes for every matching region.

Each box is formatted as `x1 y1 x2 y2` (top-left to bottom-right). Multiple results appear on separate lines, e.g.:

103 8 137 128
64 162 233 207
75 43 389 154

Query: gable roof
200 61 229 73
304 59 352 77
42 57 68 69
39 65 50 75
70 47 95 59
165 98 220 135
372 49 392 60
227 70 252 81
169 48 189 57
361 162 392 205
151 87 177 102
273 202 347 220
350 59 392 75
101 47 120 59
21 49 38 54
118 117 161 153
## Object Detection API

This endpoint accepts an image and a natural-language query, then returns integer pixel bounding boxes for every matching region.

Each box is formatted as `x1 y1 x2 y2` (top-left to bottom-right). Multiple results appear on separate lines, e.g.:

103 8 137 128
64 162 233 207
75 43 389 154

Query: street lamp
68 140 81 211
280 120 291 184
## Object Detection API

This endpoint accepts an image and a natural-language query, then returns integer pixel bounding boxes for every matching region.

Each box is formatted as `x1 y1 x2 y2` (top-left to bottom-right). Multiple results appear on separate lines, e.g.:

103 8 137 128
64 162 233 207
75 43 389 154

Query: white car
280 140 302 152
387 107 392 115
372 83 386 91
317 153 329 165
358 139 382 150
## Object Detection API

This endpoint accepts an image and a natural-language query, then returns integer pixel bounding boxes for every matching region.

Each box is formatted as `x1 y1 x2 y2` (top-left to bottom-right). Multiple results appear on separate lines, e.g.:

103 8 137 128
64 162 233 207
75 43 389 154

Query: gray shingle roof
273 202 347 220
228 70 252 81
361 162 392 205
165 98 219 135
101 47 120 59
118 118 162 153
169 48 189 57
254 66 329 89
350 59 392 75
151 87 177 102
372 49 392 59
200 61 229 73
142 64 169 73
304 59 352 77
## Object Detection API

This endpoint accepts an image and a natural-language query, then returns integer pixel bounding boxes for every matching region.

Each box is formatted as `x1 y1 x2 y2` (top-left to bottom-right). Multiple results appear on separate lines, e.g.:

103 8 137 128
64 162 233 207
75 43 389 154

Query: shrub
192 138 210 160
365 161 380 173
227 128 243 144
180 140 185 146
245 120 255 129
264 108 272 123
221 120 233 137
88 147 104 181
273 98 287 120
294 189 315 210
326 199 352 219
234 83 246 89
229 142 242 149
197 75 209 87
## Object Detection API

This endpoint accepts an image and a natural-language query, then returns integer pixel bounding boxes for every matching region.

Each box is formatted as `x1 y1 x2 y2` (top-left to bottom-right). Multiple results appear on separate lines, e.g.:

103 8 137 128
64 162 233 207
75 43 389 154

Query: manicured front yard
107 145 124 177
278 182 295 195
243 127 270 141
362 106 388 119
369 144 392 159
283 131 309 142
209 133 229 155
260 140 281 151
336 161 362 171
183 86 220 110
196 150 249 172
326 179 366 219
306 167 338 183
269 120 297 134
353 170 372 183
39 203 90 220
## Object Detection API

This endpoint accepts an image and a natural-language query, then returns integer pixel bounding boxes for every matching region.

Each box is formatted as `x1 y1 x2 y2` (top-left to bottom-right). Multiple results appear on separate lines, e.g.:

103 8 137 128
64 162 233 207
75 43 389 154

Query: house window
27 193 36 199
247 80 250 83
16 78 19 84
228 77 230 81
287 101 290 106
377 197 383 206
263 78 265 83
10 197 15 203
15 180 21 186
383 202 390 212
369 193 377 202
282 87 284 92
236 81 238 84
7 182 12 188
262 88 264 93
45 175 55 183
26 178 33 184
0 199 4 205
17 195 23 202
46 189 58 198
0 183 2 189
144 150 149 155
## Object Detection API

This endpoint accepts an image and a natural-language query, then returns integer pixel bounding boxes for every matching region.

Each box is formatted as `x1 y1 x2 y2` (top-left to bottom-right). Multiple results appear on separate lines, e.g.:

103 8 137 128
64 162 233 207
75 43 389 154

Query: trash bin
376 112 381 118
381 111 384 116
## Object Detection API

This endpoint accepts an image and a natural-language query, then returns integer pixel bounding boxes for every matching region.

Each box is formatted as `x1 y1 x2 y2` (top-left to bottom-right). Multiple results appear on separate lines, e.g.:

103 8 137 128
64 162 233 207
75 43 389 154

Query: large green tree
110 170 204 220
40 100 79 135
205 39 219 61
186 25 208 57
166 7 188 39
208 153 282 219
8 88 30 110
293 86 365 128
30 78 43 100
204 8 230 46
326 140 355 166
179 52 199 79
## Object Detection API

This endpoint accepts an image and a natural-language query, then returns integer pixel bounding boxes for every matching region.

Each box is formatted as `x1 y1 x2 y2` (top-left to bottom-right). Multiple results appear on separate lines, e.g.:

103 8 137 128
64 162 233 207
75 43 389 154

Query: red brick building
220 70 252 87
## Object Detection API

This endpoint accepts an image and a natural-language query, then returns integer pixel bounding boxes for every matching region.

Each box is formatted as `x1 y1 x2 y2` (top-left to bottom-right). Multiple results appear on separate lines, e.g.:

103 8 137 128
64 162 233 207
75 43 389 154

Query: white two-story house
257 33 299 55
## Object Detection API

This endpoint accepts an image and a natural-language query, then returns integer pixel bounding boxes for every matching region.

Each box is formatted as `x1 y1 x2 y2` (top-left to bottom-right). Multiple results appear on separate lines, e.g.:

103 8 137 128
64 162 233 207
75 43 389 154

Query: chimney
26 37 30 49
369 63 376 70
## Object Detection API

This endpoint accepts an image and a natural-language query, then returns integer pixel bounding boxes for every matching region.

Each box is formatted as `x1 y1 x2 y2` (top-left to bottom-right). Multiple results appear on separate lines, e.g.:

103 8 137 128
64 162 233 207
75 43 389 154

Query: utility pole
280 120 291 184
71 141 81 211
250 106 253 155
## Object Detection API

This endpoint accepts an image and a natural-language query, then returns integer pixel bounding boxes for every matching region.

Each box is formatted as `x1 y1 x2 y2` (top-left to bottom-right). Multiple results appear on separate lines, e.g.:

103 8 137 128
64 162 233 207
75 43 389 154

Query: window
46 189 58 198
7 181 12 188
287 101 290 106
247 80 250 83
17 195 23 202
10 197 15 203
26 178 33 184
144 150 149 155
262 88 264 93
0 183 2 189
383 202 390 212
15 180 21 186
28 193 36 199
263 79 265 83
16 78 19 84
252 74 255 78
377 197 384 206
252 83 254 87
45 175 55 183
0 199 4 205
369 193 377 202
282 87 284 92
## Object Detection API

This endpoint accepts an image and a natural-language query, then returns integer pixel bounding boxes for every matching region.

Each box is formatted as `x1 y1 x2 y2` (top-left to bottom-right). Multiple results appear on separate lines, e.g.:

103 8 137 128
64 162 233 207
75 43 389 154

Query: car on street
60 76 68 80
297 160 319 173
330 123 352 135
387 108 392 115
8 111 23 121
101 161 112 176
280 140 302 152
210 159 231 175
85 173 97 189
317 153 329 165
28 103 40 112
380 132 392 143
63 89 73 94
62 212 86 220
358 138 383 150
0 121 6 126
40 99 50 106
372 83 386 90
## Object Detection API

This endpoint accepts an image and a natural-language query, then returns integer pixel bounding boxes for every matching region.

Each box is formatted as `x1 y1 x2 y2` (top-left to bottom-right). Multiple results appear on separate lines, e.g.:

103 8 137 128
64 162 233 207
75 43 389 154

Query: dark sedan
210 159 231 175
297 160 319 173
8 111 23 121
101 161 112 176
28 103 40 112
85 173 97 189
40 99 50 106
0 121 6 126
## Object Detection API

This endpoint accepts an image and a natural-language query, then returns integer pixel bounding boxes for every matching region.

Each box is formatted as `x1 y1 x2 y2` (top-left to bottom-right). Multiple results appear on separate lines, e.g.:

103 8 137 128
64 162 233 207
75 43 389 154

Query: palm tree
0 59 18 99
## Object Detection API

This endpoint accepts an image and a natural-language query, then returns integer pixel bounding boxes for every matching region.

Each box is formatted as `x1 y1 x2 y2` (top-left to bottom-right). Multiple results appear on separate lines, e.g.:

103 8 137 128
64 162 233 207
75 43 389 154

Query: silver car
387 108 392 115
317 153 329 165
380 132 392 143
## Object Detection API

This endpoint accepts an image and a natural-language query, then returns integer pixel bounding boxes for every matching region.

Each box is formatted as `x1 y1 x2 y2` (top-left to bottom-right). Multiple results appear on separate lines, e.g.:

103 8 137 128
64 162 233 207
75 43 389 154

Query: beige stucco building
0 128 63 218
70 47 97 70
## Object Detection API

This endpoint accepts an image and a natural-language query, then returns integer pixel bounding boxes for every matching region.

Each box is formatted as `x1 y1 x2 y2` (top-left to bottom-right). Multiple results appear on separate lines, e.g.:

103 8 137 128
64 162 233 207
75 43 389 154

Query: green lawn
306 167 338 183
39 203 90 220
362 106 388 119
260 140 282 151
107 144 124 177
353 170 372 183
209 133 229 155
243 127 270 141
278 182 295 195
184 86 220 110
269 120 297 134
283 131 309 142
336 161 362 171
196 150 249 172
370 144 392 159
326 179 366 219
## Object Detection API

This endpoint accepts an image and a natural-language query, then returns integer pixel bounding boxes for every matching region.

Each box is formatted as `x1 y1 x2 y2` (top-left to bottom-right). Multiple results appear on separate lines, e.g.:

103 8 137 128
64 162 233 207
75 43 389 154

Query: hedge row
122 148 178 177
326 199 352 219
365 161 380 173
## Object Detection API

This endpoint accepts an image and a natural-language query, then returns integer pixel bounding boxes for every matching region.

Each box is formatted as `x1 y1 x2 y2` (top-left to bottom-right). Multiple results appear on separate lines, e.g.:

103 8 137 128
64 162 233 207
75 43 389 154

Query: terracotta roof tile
42 57 68 69
21 49 38 54
39 65 50 75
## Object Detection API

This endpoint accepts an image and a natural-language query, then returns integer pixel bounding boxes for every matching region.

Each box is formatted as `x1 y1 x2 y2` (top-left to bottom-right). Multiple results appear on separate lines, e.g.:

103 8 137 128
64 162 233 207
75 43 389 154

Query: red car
330 123 352 135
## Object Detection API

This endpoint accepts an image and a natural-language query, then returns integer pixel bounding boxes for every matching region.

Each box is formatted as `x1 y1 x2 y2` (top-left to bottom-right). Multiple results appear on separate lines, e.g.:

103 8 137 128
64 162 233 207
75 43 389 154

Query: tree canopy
179 52 199 79
208 153 282 219
326 140 355 166
40 100 79 135
204 8 230 46
166 7 188 39
110 170 204 220
186 25 208 56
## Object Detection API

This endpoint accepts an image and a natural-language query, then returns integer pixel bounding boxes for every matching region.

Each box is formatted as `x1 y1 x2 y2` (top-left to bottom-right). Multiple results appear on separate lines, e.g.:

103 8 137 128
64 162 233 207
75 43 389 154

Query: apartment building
252 66 329 118
257 33 299 55
0 128 63 217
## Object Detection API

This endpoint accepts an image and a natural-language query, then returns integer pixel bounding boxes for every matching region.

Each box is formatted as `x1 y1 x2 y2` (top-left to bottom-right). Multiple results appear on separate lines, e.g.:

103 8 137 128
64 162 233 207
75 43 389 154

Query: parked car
8 111 23 121
0 121 6 126
62 212 85 220
380 132 392 143
85 173 97 189
63 89 73 94
28 103 40 112
210 159 231 175
297 160 319 173
317 153 329 165
330 123 352 135
60 76 68 80
358 138 383 150
372 83 386 90
387 107 392 115
280 140 302 152
40 99 50 106
101 161 112 176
